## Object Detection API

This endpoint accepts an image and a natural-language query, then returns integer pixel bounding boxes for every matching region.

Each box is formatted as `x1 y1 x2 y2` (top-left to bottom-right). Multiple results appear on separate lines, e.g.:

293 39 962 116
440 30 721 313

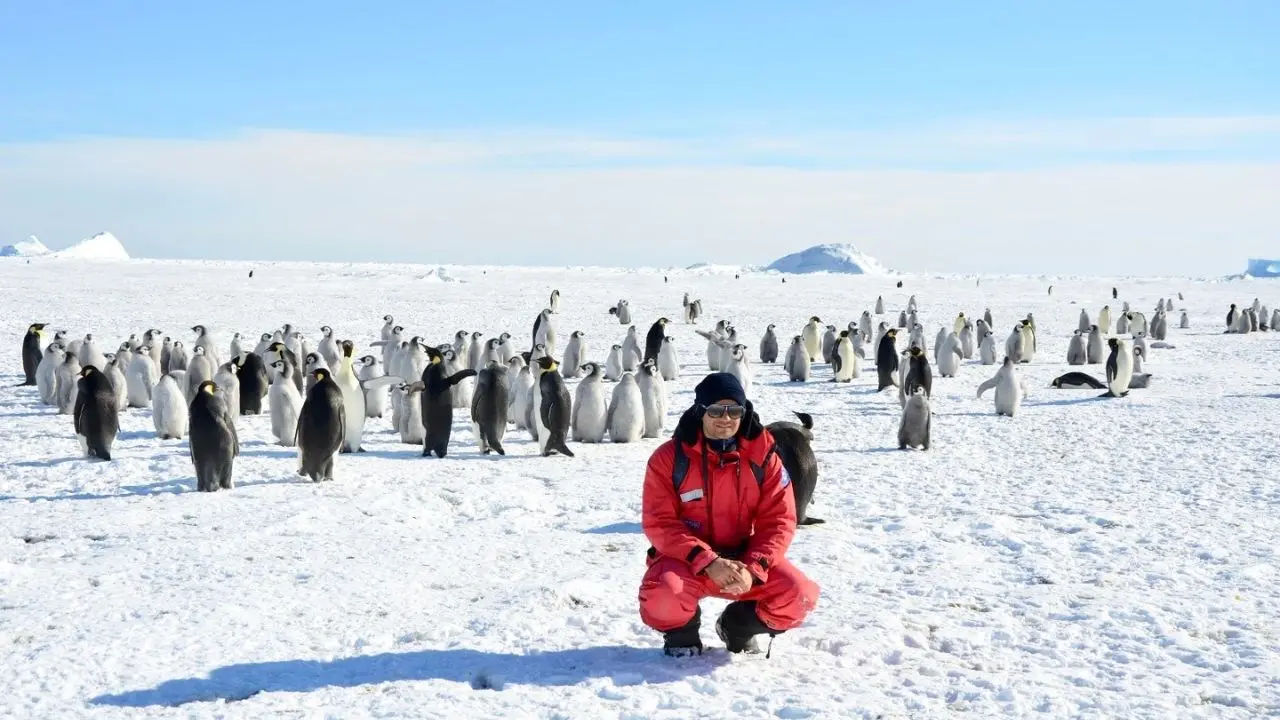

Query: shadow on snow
90 645 728 707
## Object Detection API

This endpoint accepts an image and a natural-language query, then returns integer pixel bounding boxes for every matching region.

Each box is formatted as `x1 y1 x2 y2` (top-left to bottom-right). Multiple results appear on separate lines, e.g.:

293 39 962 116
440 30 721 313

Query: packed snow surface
767 243 891 275
2 260 1278 718
0 235 51 257
49 231 131 260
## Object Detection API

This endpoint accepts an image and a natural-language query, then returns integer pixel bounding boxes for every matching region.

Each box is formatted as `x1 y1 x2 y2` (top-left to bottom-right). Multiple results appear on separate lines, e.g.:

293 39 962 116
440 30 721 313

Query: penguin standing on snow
297 368 345 481
235 351 270 415
73 365 118 460
420 346 478 458
470 361 508 455
643 318 669 364
876 328 899 391
188 381 238 491
534 356 574 457
21 323 46 385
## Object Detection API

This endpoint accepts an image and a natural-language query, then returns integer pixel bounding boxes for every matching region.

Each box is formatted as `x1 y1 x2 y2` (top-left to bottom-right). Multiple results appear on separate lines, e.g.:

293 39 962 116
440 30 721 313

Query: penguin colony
13 281 1251 509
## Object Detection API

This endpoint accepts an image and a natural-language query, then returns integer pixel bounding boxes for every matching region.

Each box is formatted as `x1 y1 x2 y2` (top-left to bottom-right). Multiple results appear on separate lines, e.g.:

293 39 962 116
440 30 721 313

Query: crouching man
638 372 819 656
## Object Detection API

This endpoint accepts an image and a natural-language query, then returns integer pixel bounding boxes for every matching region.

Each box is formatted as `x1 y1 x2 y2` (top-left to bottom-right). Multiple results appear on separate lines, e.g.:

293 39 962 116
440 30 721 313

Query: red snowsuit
638 429 819 632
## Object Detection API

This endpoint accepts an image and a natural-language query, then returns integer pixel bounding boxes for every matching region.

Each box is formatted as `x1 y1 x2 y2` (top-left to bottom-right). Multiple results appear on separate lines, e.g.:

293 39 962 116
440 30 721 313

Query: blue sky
1 1 1278 274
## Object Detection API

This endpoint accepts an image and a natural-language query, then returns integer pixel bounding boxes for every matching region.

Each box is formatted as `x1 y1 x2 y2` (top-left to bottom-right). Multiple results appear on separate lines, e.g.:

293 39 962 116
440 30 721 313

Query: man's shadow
91 645 728 707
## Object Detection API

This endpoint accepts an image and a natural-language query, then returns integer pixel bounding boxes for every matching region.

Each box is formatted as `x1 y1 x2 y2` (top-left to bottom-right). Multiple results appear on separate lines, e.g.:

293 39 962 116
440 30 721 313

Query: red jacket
642 429 797 583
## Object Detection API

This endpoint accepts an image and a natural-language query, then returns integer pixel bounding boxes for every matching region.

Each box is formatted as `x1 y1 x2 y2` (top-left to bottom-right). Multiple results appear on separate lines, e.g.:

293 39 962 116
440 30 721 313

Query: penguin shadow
116 429 159 442
0 410 51 418
1027 396 1109 407
583 521 643 534
10 456 87 468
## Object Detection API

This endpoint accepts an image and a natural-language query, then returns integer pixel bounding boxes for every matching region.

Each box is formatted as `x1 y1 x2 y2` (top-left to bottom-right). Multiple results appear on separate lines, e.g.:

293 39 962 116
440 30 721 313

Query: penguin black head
455 330 468 340
611 344 621 351
1051 378 1062 388
471 331 482 339
80 365 98 378
909 346 922 357
321 325 332 335
383 315 394 323
359 354 376 365
192 325 204 334
1090 325 1097 331
572 330 584 338
535 356 557 372
394 325 404 334
341 340 354 357
199 380 218 394
425 346 444 364
312 368 329 382
887 329 898 337
1107 337 1118 348
658 317 669 324
839 330 849 338
28 323 46 332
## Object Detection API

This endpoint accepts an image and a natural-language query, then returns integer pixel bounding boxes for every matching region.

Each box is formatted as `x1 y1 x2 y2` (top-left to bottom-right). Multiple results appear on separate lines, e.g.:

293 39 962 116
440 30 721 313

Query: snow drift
766 243 890 275
1245 258 1280 278
0 236 51 257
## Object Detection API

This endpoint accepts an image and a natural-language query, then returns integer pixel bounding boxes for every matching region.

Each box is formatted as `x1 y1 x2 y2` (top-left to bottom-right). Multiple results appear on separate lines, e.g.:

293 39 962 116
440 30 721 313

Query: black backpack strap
747 442 778 488
672 441 690 493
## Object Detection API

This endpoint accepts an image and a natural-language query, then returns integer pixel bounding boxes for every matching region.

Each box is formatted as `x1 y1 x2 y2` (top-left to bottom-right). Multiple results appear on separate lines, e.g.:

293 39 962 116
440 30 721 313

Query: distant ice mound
52 232 130 260
1245 258 1280 278
0 235 51 257
766 243 890 275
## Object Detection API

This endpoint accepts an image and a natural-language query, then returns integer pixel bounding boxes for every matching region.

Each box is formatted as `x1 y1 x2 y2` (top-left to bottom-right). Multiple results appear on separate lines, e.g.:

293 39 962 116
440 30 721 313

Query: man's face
701 399 743 440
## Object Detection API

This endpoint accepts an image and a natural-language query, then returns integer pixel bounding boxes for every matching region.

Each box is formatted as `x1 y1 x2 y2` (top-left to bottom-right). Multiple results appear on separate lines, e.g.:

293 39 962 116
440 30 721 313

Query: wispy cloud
2 117 1278 275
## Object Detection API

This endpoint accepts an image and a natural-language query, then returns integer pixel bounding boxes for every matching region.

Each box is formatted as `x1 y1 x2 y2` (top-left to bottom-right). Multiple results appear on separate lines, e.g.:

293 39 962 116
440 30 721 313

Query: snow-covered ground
1 259 1278 719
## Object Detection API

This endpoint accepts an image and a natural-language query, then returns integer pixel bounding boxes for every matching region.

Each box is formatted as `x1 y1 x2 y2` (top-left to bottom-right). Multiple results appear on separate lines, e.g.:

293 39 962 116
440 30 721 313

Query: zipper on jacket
701 440 715 551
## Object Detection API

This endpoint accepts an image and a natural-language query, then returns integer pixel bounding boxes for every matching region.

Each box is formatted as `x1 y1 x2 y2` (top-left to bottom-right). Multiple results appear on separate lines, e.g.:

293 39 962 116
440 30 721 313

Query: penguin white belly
609 389 644 442
936 343 960 377
531 381 548 449
270 383 303 445
401 393 425 444
126 363 155 408
833 341 856 381
107 365 129 411
511 374 532 429
994 377 1023 416
336 373 365 451
153 377 189 439
658 344 679 380
573 387 608 442
605 350 624 380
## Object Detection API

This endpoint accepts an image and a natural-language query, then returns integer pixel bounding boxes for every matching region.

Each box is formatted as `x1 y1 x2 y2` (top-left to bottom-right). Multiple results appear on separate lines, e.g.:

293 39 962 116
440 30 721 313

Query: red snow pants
638 555 819 632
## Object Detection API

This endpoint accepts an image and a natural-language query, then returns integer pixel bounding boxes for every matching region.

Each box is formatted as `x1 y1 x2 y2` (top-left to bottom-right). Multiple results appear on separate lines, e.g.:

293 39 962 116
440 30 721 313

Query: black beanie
694 372 747 407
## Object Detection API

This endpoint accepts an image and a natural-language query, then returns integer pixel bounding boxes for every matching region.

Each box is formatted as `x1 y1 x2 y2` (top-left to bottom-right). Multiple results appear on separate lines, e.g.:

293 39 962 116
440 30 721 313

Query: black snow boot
716 600 777 656
662 606 703 657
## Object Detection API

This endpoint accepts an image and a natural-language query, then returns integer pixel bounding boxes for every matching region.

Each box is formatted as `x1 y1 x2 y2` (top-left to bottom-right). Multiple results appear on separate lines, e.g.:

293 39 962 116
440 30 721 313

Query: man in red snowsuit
638 372 820 656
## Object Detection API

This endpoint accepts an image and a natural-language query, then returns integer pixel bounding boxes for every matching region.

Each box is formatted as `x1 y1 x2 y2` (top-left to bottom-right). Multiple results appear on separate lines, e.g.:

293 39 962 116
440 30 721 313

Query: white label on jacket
679 488 704 503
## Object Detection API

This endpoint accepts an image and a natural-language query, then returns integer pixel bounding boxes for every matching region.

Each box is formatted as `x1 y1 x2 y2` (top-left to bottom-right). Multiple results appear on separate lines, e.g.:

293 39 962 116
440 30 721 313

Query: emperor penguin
510 356 534 430
983 308 994 328
268 359 303 446
897 310 908 329
125 346 159 408
636 358 668 438
898 387 931 450
497 332 517 364
160 336 174 374
801 316 822 362
1116 311 1130 335
906 294 918 313
420 347 478 458
1103 337 1133 398
978 333 997 365
192 325 220 368
1078 309 1092 334
858 311 873 343
571 362 609 443
229 333 247 362
1005 323 1026 364
644 318 669 364
152 372 188 440
562 331 586 378
1127 311 1148 336
875 328 899 390
168 342 190 373
532 308 557 360
610 299 632 325
358 355 388 418
908 323 927 354
1099 306 1112 334
953 313 967 335
252 332 272 359
1271 309 1280 332
1132 332 1149 364
621 325 643 371
933 326 948 363
759 324 779 363
959 322 975 359
606 372 645 443
904 346 933 402
304 351 329 392
332 340 367 452
37 342 65 405
142 329 163 369
1086 325 1105 364
104 352 129 411
936 331 963 378
975 318 992 347
470 361 509 455
56 352 83 414
785 335 810 382
235 351 269 415
1180 310 1190 329
21 323 46 385
1019 318 1036 362
657 336 679 381
64 335 84 360
549 288 561 314
380 315 396 347
1132 344 1145 374
444 347 475 410
604 344 624 381
396 381 426 445
533 356 574 457
297 368 345 481
73 365 119 460
466 331 485 372
831 330 857 382
79 334 107 372
724 344 752 398
474 337 502 373
212 361 241 432
1066 330 1087 366
821 325 838 364
977 357 1028 417
873 321 889 351
188 381 238 491
875 295 885 314
1152 311 1169 341
318 326 341 368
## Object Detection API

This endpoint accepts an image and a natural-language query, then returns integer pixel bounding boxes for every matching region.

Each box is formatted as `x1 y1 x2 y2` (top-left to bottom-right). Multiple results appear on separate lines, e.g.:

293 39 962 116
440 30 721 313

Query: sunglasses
703 404 745 419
